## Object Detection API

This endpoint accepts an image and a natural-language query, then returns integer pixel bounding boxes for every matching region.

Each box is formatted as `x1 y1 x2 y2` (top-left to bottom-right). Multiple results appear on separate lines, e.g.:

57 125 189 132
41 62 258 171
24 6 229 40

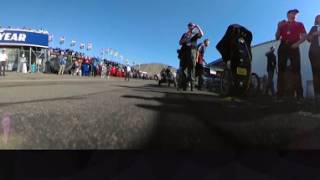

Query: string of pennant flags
48 34 137 66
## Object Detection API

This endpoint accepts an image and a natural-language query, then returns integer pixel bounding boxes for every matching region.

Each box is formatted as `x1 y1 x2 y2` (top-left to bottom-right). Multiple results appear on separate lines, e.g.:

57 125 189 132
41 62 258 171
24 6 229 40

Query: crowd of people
177 9 320 103
49 48 152 81
261 10 320 103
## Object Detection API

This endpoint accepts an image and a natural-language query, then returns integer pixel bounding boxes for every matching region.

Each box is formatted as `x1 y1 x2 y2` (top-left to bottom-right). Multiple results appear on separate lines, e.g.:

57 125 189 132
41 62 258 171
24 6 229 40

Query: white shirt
0 53 8 62
126 66 131 72
20 57 27 63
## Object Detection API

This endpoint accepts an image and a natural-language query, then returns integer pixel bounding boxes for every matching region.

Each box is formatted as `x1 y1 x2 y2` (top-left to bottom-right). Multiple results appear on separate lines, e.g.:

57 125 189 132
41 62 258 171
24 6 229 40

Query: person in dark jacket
307 15 320 101
265 47 277 96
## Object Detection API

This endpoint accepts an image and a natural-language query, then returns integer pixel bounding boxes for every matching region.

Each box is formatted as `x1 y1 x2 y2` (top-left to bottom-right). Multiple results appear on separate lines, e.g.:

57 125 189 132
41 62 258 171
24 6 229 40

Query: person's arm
292 23 308 48
276 20 286 40
307 26 320 42
179 33 189 46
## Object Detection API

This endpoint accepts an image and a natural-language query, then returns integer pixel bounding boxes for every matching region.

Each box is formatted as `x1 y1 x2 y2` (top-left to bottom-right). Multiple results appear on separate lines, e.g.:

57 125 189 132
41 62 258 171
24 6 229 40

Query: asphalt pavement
0 72 320 150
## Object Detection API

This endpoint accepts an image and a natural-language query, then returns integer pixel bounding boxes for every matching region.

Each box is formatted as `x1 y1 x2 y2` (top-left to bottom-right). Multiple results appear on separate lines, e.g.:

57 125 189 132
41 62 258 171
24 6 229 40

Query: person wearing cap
307 15 320 102
275 9 307 100
178 22 204 91
195 39 210 91
0 49 8 76
265 46 277 96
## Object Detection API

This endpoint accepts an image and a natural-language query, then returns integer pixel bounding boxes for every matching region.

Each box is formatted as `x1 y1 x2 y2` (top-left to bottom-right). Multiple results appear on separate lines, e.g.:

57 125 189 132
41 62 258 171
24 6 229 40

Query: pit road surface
0 74 319 149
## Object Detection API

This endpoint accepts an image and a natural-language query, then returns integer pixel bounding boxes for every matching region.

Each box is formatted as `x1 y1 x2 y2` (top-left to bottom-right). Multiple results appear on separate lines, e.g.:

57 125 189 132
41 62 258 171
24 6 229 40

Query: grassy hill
134 63 176 75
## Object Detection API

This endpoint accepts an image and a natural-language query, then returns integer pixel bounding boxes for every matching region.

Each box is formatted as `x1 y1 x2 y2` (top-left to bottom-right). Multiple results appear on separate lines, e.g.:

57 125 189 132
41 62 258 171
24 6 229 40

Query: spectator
265 47 277 96
19 53 28 74
196 39 210 91
125 65 131 81
58 53 66 75
0 49 8 76
307 15 320 102
275 9 307 101
179 22 204 91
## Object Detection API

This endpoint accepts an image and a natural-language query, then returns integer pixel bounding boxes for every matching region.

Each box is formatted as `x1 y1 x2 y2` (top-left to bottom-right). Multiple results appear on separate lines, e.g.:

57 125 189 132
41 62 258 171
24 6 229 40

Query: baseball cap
287 9 299 14
188 22 195 27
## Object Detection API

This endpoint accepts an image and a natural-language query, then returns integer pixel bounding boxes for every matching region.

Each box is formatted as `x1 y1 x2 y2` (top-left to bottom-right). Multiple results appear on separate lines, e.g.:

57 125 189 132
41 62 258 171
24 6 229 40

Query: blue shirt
197 43 206 56
59 55 66 65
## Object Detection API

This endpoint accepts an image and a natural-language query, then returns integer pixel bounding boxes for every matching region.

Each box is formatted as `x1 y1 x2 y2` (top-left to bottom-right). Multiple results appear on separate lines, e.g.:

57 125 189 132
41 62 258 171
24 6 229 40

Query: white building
209 40 315 97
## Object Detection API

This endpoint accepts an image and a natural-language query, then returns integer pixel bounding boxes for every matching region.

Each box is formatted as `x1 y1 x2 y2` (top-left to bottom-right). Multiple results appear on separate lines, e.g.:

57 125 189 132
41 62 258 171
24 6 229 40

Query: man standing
179 22 204 91
125 65 131 81
0 49 8 77
196 39 210 91
276 9 307 101
58 52 66 75
265 47 277 96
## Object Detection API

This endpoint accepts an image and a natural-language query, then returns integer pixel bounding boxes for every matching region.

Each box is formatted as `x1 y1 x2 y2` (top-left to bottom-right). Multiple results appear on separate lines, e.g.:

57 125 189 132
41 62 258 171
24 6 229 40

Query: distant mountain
134 63 176 75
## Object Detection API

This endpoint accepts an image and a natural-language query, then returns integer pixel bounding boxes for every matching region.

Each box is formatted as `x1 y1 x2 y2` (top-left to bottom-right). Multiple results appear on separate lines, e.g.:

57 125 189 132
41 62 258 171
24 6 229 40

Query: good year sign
0 29 49 48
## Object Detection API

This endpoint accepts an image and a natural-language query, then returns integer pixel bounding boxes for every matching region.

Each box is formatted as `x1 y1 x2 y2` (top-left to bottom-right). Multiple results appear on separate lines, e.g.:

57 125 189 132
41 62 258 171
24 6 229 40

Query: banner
0 28 49 48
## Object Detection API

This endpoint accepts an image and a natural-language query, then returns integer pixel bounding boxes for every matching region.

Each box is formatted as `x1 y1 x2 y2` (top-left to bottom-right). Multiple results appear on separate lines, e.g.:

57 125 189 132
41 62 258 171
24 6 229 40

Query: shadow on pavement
120 83 320 150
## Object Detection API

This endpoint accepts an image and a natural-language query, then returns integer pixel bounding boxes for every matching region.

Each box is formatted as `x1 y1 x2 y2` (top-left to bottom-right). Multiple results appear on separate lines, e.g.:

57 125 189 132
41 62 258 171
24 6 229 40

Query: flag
80 43 85 49
48 34 54 42
70 40 76 47
109 49 114 56
114 51 119 57
59 36 65 45
87 43 93 51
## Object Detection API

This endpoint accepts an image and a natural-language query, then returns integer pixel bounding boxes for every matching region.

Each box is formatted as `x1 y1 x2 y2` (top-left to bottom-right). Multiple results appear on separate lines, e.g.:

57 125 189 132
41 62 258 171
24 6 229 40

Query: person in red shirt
275 9 307 100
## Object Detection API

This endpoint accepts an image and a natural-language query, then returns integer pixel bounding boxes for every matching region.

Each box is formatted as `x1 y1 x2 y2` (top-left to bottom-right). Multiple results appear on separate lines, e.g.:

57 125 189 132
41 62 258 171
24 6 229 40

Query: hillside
134 63 176 75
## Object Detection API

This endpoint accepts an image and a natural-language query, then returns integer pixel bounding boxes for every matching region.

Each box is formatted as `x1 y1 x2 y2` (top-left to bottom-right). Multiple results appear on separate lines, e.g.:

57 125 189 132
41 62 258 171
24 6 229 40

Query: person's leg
2 62 6 76
58 65 62 75
61 65 65 75
311 52 320 98
277 45 288 98
198 65 204 90
0 62 2 76
62 65 65 75
181 56 189 91
266 71 272 95
310 53 319 97
290 48 303 99
189 48 197 91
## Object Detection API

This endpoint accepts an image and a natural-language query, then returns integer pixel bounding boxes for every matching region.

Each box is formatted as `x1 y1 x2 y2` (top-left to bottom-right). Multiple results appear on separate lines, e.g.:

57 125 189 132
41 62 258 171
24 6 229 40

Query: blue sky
0 0 319 68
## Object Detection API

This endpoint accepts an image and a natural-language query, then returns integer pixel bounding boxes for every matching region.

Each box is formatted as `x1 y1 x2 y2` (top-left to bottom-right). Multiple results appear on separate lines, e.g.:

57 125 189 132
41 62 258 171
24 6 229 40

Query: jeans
277 43 303 98
59 65 66 75
181 48 197 90
196 63 204 90
309 49 320 96
265 70 275 96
